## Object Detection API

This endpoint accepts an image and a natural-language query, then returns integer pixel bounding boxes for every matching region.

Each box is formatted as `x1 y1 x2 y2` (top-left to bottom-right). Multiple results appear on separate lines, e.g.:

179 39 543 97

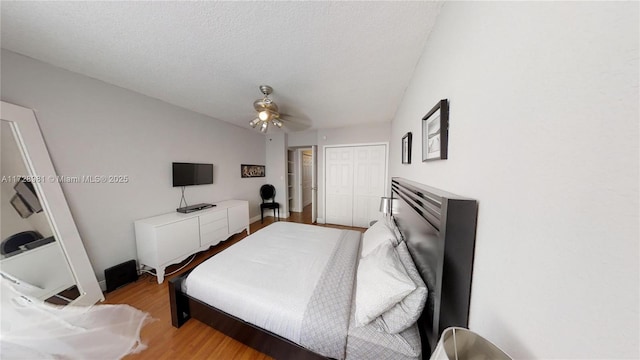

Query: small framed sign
241 164 265 178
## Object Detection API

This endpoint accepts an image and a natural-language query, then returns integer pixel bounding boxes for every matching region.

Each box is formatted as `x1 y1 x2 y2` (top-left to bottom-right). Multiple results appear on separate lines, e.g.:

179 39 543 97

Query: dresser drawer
155 218 200 264
201 218 227 233
199 210 227 225
200 219 228 246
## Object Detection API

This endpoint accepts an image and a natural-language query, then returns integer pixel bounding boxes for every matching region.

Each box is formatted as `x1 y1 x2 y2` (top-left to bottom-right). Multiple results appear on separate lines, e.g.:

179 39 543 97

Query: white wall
265 132 288 217
1 50 266 282
317 122 390 147
287 130 317 148
390 2 638 358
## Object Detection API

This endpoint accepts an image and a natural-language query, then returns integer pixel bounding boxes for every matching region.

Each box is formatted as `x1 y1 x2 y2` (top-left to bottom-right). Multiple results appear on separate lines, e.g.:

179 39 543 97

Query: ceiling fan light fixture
251 85 286 134
258 110 270 121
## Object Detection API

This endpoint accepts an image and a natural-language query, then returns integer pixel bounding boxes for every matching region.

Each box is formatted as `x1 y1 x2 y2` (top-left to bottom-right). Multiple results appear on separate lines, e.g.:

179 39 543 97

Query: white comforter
183 222 345 342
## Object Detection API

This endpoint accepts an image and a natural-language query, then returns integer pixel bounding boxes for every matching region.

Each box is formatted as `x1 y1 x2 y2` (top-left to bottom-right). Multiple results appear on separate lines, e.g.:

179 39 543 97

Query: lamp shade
379 197 392 215
430 327 511 360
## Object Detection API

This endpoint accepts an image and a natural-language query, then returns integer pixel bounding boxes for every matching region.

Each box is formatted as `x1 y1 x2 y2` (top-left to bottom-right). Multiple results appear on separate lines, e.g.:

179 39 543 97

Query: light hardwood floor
105 205 364 359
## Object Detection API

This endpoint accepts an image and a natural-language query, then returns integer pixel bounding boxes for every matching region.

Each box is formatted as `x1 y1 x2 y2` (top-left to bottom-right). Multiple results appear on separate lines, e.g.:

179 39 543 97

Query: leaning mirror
0 101 103 305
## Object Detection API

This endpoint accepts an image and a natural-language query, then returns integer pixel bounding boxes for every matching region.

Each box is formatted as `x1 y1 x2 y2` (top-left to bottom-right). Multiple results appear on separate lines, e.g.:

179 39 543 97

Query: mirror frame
1 101 104 305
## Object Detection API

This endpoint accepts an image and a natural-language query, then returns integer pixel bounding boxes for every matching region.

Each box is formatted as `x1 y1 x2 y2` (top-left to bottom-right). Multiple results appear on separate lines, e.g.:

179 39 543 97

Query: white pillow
386 216 404 243
354 241 416 327
374 241 428 334
361 220 397 258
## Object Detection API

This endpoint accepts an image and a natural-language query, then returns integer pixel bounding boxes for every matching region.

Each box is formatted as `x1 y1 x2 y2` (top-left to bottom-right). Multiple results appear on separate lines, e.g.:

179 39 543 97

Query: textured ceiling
1 1 441 132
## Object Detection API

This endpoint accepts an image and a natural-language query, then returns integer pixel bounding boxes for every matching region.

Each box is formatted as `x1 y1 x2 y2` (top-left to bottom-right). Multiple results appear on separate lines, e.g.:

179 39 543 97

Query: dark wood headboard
391 177 478 355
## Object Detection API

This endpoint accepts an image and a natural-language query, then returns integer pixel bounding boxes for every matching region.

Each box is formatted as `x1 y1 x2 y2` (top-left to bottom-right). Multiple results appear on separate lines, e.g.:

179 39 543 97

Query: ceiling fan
249 85 284 133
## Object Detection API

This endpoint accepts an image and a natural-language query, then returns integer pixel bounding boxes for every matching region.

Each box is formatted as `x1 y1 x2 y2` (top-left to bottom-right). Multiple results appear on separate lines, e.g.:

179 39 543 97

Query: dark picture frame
402 132 412 164
241 164 265 178
422 99 449 161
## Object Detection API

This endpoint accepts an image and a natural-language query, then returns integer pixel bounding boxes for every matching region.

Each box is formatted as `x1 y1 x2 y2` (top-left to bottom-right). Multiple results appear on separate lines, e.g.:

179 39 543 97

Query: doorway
287 146 317 223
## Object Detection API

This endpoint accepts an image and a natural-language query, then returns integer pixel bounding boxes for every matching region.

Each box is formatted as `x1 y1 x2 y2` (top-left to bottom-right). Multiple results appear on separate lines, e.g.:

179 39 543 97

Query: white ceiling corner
1 1 442 132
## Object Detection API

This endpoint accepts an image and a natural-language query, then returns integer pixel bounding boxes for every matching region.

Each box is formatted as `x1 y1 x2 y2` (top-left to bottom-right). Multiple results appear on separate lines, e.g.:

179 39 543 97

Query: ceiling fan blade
278 114 312 132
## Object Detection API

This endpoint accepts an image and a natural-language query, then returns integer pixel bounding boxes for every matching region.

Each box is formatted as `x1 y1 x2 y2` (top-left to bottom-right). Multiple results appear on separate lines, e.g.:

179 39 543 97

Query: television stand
176 203 215 214
135 200 249 283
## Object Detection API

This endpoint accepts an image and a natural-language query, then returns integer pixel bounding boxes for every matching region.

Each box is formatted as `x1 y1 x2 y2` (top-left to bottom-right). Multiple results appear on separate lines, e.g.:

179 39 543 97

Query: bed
170 177 478 359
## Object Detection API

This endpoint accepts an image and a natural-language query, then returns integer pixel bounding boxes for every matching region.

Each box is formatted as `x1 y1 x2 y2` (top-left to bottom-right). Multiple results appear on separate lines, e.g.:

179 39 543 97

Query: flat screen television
172 162 213 187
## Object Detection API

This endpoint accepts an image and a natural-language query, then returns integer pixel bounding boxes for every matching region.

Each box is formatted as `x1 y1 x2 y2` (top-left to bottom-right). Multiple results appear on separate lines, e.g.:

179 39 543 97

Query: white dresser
134 200 249 283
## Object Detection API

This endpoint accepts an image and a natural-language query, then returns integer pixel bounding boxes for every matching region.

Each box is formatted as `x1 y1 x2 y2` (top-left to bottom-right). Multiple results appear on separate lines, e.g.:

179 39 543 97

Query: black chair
260 184 280 223
1 231 42 255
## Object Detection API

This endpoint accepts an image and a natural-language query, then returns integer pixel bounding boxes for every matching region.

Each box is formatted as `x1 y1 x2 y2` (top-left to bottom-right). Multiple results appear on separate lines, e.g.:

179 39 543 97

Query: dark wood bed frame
169 177 478 359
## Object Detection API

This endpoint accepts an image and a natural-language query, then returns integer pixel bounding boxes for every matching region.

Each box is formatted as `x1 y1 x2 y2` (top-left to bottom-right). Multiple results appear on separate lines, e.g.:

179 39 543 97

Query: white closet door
302 151 313 207
352 145 387 227
325 147 354 226
311 145 318 223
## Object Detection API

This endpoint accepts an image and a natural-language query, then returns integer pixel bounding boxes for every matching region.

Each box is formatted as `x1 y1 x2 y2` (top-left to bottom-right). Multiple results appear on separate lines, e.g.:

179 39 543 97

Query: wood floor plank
106 205 365 359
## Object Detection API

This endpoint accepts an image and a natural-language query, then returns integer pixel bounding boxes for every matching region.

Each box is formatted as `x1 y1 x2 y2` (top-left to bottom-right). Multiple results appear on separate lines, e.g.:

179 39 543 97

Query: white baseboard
316 217 325 224
250 215 261 223
260 212 290 219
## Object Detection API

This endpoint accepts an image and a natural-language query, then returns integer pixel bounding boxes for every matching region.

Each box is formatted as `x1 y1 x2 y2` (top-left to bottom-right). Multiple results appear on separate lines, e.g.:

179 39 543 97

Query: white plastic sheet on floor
0 274 152 359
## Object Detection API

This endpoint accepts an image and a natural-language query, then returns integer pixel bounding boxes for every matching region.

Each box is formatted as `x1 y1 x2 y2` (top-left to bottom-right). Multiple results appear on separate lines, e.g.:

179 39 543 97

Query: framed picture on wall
402 132 412 164
241 164 265 178
422 99 449 161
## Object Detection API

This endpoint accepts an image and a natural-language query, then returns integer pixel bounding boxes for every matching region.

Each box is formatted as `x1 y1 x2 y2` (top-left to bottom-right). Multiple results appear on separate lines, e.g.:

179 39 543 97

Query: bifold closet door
352 145 387 227
325 147 354 226
325 144 386 227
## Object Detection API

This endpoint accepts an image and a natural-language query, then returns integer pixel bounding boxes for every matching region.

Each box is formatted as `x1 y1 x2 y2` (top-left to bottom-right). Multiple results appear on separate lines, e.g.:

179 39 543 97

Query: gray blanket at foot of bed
299 229 361 359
